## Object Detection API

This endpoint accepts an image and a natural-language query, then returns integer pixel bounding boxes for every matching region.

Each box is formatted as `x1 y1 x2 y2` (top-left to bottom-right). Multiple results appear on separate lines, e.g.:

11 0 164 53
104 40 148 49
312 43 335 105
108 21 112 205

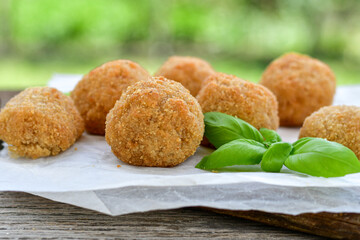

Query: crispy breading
0 87 84 159
154 56 215 96
71 60 150 135
197 72 279 130
299 105 360 160
105 77 204 167
260 53 336 126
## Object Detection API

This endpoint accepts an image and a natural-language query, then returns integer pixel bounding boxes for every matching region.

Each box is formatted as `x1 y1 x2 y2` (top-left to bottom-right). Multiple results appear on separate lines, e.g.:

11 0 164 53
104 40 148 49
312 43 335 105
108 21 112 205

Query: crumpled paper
0 74 359 216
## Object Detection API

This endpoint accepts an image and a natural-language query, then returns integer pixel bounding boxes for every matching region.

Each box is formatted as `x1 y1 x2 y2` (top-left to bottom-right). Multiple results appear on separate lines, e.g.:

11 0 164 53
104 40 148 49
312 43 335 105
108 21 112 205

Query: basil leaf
285 137 360 177
261 142 292 172
204 112 264 148
260 128 282 146
196 139 266 170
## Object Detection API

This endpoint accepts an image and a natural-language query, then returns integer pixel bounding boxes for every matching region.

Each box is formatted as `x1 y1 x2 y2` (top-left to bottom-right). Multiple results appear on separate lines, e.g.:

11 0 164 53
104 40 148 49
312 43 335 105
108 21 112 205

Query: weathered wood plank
0 192 321 239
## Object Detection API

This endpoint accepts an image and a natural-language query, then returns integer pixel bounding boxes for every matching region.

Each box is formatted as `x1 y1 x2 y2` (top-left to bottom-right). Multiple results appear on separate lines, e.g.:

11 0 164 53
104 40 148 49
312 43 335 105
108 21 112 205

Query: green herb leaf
196 139 267 170
261 142 292 172
285 137 360 177
204 112 264 148
259 128 282 146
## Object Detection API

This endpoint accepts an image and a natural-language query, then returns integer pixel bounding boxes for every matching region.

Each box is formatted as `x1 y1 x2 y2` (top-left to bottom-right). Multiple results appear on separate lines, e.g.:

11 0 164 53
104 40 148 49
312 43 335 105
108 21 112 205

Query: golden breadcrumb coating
0 87 84 159
71 60 150 135
260 53 336 126
105 76 204 167
299 105 360 160
197 72 279 130
154 56 215 96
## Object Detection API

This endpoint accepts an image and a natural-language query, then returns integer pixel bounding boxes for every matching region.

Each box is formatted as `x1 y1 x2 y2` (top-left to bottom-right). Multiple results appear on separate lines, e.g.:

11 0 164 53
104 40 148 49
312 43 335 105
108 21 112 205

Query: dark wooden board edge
0 90 20 107
206 208 360 240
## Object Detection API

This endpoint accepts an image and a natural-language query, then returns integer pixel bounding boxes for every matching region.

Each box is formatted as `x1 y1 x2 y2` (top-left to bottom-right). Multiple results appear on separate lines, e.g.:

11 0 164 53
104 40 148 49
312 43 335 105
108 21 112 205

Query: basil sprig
261 142 292 172
196 112 360 178
285 137 360 177
196 139 266 170
259 128 282 146
204 112 264 148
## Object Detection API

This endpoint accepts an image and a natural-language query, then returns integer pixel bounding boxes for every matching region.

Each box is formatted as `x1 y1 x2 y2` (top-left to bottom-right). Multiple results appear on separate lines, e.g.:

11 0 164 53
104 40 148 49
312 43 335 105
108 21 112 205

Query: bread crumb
0 87 84 159
105 77 204 167
154 56 215 96
260 53 336 126
71 60 150 135
197 72 279 131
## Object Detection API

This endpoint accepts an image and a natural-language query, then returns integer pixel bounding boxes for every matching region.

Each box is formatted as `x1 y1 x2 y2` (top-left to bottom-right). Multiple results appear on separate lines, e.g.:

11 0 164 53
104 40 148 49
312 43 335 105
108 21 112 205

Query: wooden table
0 91 358 239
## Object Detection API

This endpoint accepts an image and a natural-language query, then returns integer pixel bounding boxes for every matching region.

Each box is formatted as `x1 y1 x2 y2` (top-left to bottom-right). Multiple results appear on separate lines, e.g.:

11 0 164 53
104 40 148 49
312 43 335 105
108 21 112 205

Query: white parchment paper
1 74 360 216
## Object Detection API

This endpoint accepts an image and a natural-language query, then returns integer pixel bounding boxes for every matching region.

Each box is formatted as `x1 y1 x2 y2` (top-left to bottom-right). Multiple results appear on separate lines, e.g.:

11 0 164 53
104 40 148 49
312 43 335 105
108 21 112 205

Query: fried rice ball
154 56 215 96
105 76 204 167
71 60 150 135
260 53 336 127
197 72 279 130
299 105 360 160
0 87 84 159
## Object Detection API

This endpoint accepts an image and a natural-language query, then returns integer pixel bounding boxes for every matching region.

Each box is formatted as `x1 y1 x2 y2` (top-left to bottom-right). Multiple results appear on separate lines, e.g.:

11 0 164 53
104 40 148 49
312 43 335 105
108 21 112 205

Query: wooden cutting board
210 209 360 239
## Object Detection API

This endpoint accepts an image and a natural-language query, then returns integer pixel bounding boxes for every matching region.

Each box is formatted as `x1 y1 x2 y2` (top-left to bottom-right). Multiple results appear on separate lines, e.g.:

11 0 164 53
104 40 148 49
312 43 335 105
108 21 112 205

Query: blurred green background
1 0 360 89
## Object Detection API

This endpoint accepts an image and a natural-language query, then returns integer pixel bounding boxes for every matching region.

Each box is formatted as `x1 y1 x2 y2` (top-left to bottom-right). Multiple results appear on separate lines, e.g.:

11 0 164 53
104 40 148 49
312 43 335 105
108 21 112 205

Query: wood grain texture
0 192 322 239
